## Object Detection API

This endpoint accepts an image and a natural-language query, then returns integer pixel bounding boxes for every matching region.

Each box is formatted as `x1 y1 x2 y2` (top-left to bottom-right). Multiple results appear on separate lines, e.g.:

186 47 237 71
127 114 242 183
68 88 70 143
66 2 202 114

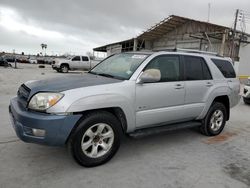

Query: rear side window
184 56 212 80
202 60 212 80
211 59 236 78
82 56 89 61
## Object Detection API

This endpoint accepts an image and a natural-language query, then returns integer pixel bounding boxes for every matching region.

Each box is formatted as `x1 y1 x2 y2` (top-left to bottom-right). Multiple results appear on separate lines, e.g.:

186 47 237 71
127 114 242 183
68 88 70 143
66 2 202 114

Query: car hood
24 73 122 98
57 58 70 63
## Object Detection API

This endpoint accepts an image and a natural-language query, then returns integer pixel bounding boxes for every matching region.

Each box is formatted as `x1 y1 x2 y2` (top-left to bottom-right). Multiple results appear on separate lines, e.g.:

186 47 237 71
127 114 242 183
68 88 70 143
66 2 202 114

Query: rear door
81 56 91 70
182 55 213 118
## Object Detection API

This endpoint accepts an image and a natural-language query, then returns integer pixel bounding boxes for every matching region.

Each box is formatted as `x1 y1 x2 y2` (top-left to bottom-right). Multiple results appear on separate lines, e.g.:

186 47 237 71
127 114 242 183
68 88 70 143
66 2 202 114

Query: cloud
0 0 249 55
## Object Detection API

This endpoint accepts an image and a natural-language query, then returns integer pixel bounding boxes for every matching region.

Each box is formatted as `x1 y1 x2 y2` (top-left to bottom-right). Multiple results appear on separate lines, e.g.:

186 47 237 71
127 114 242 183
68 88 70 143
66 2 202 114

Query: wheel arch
212 95 230 121
60 63 70 69
65 107 128 144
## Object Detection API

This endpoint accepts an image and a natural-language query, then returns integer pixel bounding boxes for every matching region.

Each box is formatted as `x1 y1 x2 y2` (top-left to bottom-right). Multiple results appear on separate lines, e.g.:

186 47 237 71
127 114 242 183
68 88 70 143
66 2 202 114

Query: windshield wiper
89 71 125 80
88 71 114 78
97 73 115 78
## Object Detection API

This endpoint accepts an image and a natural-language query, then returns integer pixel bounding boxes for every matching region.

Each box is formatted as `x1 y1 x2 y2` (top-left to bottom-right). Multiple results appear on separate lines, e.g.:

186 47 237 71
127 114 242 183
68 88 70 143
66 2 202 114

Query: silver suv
9 51 240 167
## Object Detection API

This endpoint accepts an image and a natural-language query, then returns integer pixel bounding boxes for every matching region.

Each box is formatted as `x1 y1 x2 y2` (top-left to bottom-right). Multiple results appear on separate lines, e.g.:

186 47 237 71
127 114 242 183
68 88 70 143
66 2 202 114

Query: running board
129 121 201 138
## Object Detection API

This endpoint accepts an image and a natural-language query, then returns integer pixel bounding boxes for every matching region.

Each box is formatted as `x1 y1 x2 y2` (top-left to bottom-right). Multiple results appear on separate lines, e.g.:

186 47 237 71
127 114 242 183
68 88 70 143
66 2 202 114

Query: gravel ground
0 64 250 188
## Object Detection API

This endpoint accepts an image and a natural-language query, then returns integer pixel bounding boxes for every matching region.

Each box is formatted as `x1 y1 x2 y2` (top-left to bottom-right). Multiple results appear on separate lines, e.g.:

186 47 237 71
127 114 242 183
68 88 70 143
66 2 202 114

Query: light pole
13 49 17 69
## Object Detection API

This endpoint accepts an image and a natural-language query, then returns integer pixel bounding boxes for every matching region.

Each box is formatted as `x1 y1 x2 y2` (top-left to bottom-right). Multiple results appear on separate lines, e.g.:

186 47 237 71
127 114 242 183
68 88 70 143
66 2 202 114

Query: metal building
93 15 250 77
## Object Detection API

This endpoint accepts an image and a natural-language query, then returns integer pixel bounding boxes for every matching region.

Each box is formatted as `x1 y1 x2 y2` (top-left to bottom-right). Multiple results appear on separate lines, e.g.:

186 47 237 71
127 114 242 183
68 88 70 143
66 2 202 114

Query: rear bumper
9 97 81 146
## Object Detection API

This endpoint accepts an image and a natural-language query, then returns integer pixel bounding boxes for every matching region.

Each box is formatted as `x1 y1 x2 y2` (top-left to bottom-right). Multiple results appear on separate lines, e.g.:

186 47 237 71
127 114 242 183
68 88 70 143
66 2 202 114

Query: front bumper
9 97 81 146
52 64 59 70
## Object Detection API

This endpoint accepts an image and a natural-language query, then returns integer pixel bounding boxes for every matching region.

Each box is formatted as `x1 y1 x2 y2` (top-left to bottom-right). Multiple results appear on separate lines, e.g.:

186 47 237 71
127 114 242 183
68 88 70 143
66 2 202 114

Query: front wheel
200 102 227 136
60 65 69 73
69 111 122 167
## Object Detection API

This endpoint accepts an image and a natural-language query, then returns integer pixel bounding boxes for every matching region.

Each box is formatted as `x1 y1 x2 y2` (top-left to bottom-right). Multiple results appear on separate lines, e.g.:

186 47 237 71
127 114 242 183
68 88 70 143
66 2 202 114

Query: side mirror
137 69 161 84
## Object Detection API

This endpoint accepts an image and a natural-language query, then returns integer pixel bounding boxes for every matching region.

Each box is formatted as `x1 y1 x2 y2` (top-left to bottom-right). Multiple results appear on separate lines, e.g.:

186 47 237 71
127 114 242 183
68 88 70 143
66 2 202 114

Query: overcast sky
0 0 249 56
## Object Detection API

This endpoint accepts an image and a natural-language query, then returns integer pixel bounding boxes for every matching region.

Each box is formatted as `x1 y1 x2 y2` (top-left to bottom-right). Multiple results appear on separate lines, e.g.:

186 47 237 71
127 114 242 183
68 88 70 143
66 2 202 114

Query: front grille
244 88 248 95
17 84 31 108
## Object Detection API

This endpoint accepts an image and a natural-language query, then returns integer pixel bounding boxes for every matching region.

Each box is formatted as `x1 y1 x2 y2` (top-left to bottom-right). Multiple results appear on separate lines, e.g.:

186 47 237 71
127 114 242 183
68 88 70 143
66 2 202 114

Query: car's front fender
66 94 135 132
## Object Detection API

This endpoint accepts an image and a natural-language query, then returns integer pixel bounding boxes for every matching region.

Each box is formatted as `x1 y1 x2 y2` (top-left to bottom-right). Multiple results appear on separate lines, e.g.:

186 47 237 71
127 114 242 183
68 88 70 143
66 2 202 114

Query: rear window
211 59 236 78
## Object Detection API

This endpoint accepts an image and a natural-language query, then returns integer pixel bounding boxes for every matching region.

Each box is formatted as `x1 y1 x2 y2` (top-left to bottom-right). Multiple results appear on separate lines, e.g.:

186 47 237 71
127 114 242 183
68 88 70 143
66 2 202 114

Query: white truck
52 55 100 73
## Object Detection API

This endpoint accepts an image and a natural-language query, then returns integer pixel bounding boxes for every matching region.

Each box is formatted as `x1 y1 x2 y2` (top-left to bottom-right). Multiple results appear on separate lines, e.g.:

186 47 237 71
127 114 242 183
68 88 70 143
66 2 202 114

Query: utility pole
230 9 239 64
13 49 17 69
207 3 211 22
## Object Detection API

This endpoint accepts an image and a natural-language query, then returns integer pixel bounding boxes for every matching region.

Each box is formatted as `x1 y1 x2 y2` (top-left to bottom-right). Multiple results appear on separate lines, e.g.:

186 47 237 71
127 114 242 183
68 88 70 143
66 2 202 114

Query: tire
38 65 45 68
68 111 122 167
243 97 250 105
60 64 69 73
200 102 227 136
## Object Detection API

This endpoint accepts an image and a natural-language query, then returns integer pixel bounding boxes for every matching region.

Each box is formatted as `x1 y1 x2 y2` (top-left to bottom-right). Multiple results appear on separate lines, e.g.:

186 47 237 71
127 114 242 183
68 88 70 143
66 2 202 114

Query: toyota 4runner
9 51 240 167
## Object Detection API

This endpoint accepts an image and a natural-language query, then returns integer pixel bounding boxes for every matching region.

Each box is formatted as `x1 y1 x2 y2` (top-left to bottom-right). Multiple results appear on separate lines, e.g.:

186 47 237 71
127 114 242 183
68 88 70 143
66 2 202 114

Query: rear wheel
69 111 121 167
60 65 69 73
200 102 227 136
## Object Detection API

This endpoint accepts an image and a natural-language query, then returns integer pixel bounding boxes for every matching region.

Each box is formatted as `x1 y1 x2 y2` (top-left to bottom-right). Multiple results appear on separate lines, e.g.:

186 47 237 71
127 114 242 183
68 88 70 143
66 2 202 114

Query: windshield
90 53 148 80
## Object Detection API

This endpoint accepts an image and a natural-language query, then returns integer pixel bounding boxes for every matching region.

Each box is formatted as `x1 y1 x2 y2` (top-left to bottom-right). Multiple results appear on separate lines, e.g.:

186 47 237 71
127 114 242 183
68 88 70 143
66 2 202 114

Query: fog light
32 128 46 137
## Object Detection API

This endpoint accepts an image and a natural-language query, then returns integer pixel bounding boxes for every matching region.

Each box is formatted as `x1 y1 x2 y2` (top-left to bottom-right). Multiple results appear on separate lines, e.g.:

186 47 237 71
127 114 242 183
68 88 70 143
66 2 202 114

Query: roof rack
175 48 221 56
155 48 222 57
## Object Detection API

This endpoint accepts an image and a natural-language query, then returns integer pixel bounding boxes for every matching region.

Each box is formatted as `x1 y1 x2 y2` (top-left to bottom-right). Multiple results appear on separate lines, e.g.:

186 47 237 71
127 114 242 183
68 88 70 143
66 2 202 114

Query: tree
40 43 48 56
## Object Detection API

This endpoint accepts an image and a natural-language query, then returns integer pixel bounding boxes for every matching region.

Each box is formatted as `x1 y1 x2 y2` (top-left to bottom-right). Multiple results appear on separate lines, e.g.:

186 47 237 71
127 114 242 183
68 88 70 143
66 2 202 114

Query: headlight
28 92 64 111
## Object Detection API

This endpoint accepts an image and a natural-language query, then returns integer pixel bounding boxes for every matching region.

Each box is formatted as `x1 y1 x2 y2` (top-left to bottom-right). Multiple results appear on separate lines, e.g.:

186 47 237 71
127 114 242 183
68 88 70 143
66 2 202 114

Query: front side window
90 53 149 80
72 56 80 61
211 59 236 78
144 55 180 82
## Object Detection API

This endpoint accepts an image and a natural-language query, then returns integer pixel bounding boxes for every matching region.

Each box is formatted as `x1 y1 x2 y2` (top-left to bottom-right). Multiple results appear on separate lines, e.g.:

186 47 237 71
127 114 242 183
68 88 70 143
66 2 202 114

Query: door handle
174 84 184 89
206 82 213 87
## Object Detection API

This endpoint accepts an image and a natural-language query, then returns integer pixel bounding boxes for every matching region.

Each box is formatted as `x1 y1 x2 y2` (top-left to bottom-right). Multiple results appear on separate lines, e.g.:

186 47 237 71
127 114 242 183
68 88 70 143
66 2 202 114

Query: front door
71 56 81 69
135 55 186 128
